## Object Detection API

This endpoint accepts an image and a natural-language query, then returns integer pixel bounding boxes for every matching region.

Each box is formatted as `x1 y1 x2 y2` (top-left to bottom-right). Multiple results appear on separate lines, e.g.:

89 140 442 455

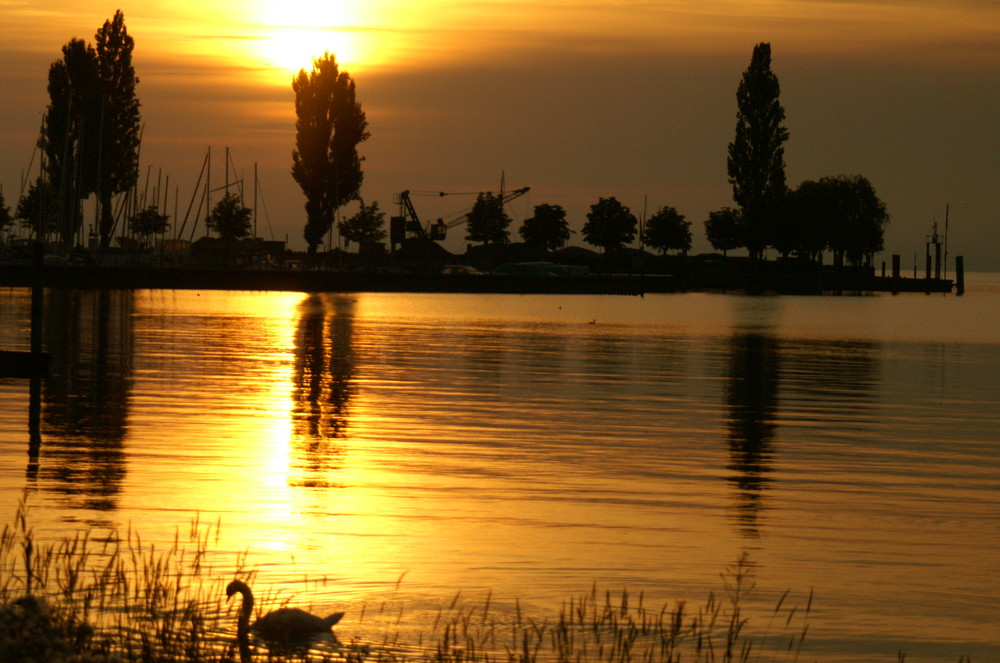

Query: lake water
1 278 998 661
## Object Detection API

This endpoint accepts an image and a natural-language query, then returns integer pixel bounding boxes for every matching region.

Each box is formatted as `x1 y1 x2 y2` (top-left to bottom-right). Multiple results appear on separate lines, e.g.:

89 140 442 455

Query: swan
226 579 344 661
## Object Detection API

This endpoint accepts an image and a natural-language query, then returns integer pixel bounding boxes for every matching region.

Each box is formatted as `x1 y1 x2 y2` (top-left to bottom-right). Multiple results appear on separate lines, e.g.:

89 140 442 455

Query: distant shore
0 263 955 295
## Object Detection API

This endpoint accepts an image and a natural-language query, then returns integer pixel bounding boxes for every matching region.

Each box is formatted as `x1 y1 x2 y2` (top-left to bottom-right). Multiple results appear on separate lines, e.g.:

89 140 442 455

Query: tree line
0 11 246 249
2 17 888 267
293 42 889 267
719 43 889 267
5 10 141 249
2 11 271 250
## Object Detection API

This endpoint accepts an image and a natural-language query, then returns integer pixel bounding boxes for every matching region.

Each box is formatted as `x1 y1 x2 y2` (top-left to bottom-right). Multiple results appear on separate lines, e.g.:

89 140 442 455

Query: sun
257 26 366 74
250 0 381 78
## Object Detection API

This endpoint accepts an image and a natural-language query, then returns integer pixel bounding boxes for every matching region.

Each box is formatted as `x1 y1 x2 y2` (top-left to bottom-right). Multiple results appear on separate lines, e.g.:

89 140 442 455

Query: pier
0 261 955 295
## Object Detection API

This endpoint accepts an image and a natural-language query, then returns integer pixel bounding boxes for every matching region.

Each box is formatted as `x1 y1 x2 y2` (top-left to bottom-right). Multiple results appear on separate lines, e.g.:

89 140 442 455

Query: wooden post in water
924 253 932 294
891 254 900 295
29 241 44 444
955 256 965 296
28 372 42 470
31 242 44 356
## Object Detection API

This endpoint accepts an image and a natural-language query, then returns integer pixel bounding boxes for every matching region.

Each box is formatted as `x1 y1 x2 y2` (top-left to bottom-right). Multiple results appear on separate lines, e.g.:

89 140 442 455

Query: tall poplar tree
42 38 100 243
94 10 142 248
43 11 141 248
727 42 788 261
292 53 370 254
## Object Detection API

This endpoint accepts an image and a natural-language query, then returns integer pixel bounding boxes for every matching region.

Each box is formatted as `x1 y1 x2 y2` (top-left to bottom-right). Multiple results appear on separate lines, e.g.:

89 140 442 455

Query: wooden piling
28 373 42 462
955 256 965 296
891 254 900 295
29 242 46 443
31 242 44 356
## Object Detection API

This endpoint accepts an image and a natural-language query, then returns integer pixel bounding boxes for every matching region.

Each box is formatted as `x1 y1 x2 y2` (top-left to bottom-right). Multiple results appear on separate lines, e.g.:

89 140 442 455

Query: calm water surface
1 278 999 661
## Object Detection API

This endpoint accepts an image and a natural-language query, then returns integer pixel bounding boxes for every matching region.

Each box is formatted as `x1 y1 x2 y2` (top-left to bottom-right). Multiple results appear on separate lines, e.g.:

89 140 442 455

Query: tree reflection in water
725 332 778 537
724 330 879 537
290 294 355 486
36 289 134 512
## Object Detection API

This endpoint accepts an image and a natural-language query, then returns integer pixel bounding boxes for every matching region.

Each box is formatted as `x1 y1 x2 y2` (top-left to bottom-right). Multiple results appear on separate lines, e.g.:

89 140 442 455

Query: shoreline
0 264 954 295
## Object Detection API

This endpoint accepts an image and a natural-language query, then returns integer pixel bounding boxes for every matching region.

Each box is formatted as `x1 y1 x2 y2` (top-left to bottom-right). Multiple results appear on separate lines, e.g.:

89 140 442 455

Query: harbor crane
391 184 530 245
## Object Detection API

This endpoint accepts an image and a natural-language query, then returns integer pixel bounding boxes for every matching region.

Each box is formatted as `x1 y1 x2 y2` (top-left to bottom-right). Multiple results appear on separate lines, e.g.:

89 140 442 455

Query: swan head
226 579 251 600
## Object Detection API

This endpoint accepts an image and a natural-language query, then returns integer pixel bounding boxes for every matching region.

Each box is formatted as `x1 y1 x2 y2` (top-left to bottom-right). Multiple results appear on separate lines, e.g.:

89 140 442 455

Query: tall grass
0 500 253 662
390 554 812 663
1 503 815 663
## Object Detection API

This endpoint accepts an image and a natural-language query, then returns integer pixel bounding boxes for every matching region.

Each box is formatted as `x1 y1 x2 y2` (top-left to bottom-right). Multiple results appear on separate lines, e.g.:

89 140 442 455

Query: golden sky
1 0 999 265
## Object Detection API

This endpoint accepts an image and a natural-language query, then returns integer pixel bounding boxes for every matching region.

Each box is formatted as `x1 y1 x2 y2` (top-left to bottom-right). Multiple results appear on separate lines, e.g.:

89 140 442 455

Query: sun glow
257 27 367 74
248 0 397 80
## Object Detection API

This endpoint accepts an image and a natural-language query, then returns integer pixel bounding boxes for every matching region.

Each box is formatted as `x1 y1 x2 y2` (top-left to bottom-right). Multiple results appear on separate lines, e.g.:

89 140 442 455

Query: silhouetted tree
519 203 570 252
780 176 889 266
39 12 140 248
0 190 12 234
727 43 788 261
292 53 369 255
338 200 386 250
94 11 142 249
582 197 637 254
42 38 100 244
465 192 511 245
207 192 252 241
644 205 691 255
17 176 60 237
768 194 801 259
704 207 744 256
819 175 889 266
130 204 169 247
781 181 831 260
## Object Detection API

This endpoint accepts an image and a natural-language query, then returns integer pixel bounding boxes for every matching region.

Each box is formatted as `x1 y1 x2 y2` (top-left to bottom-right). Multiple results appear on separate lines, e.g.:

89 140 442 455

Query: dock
0 263 955 295
0 350 50 379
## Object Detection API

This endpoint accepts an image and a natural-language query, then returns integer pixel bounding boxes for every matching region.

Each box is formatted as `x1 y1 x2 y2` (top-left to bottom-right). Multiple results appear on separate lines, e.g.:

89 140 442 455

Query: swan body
226 579 344 660
251 605 344 640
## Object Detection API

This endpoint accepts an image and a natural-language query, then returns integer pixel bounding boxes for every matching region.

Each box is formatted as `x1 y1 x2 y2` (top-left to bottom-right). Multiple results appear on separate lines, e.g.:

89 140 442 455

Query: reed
403 555 810 663
0 500 253 662
0 503 951 663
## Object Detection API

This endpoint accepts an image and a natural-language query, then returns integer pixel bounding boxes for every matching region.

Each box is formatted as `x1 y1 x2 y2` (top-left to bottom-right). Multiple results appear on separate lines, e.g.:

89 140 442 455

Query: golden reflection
123 290 305 553
289 294 356 488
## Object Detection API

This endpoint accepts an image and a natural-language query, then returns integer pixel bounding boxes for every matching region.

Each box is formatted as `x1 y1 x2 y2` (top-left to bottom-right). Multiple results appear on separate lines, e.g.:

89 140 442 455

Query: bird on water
226 579 344 662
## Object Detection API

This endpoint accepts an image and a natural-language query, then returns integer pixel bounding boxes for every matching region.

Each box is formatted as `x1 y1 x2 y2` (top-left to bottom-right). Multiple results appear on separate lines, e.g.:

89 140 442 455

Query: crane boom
392 185 530 243
443 186 530 230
